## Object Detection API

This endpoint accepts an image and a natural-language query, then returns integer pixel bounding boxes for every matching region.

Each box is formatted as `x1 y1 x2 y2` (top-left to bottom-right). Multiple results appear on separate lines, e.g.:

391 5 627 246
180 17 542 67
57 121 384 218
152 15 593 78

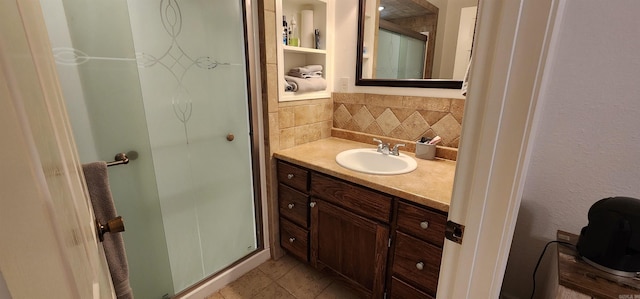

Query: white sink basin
335 148 417 175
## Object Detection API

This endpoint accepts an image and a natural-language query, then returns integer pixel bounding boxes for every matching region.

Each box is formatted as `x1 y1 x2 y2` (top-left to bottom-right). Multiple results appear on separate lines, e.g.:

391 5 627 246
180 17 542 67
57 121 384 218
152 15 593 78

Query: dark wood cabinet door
311 199 389 298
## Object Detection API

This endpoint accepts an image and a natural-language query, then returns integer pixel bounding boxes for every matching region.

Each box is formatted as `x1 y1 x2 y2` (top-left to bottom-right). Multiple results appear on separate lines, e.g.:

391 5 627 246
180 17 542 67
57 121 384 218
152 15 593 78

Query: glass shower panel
376 28 426 79
126 0 257 292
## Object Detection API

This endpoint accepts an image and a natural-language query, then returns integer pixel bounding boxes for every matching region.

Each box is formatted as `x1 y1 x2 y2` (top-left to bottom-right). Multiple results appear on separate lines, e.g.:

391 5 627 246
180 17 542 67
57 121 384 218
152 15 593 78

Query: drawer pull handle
287 174 294 179
310 201 316 208
420 221 429 229
416 262 424 270
287 203 295 209
289 237 296 243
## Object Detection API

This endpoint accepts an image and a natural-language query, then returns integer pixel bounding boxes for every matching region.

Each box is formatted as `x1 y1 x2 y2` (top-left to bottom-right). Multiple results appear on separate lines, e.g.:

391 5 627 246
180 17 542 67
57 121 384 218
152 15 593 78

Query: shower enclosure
40 0 262 298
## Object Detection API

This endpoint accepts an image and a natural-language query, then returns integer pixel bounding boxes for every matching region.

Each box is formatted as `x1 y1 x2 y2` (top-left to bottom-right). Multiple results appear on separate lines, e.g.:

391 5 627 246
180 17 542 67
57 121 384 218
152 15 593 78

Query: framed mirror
356 0 478 89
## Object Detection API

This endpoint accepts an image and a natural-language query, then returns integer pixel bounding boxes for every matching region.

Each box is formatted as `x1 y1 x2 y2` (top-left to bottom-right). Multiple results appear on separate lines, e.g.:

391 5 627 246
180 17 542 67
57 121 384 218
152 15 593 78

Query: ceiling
379 0 438 20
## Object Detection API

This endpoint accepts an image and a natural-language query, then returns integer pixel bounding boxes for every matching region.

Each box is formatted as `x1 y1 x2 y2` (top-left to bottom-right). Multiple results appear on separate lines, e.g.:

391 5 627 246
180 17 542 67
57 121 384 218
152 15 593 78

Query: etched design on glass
52 47 136 65
51 0 234 144
137 0 229 144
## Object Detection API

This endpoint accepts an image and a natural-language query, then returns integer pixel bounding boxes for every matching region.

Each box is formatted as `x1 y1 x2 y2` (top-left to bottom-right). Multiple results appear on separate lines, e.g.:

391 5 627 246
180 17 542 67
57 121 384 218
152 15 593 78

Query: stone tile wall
277 99 333 149
332 93 464 148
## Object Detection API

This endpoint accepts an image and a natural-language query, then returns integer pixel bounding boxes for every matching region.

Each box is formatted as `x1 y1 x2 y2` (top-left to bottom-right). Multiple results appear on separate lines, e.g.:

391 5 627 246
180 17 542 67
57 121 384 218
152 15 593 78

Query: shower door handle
96 216 125 242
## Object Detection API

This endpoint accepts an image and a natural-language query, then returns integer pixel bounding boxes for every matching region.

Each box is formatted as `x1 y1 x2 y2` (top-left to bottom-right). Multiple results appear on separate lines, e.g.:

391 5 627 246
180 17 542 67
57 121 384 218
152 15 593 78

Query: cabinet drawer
280 218 309 262
392 232 442 296
396 201 447 247
389 276 434 299
279 184 309 227
277 161 309 192
311 173 392 223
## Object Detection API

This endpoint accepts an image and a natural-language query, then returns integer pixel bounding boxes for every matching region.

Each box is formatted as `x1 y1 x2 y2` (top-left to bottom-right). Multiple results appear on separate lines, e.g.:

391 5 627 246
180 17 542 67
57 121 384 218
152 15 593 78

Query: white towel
287 70 323 79
289 65 323 73
284 75 326 93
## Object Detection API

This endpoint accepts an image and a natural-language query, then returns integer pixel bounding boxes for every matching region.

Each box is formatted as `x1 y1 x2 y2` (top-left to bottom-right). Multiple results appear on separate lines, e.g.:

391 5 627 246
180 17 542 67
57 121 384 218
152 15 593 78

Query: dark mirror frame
355 0 463 89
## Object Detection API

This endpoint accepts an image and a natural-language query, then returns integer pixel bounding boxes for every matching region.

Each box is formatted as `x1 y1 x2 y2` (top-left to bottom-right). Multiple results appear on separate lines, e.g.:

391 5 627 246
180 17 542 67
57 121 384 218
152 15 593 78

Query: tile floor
205 254 362 299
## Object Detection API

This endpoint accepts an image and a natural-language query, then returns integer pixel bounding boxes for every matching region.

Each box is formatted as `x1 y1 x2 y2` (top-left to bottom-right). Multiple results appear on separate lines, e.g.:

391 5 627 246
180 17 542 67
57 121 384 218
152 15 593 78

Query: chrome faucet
373 138 390 155
373 139 404 156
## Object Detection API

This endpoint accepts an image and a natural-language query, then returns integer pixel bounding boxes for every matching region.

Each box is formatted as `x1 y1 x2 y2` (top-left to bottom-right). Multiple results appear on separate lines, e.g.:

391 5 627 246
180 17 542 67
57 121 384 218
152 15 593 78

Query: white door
0 1 114 298
437 0 561 297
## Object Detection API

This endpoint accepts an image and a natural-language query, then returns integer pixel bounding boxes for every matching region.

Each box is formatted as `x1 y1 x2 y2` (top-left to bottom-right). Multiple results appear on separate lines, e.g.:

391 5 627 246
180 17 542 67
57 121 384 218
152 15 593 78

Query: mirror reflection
357 0 477 87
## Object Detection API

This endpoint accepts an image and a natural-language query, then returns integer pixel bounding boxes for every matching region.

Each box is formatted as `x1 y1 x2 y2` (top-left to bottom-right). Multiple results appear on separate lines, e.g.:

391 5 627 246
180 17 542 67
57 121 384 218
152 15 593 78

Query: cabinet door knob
287 174 294 179
416 262 424 270
289 237 296 243
310 201 316 208
420 221 429 229
287 203 295 209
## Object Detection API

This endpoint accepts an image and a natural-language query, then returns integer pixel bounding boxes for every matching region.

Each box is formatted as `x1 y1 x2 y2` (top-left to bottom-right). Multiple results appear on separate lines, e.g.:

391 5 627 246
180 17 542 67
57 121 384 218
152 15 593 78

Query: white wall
333 0 465 98
501 1 640 298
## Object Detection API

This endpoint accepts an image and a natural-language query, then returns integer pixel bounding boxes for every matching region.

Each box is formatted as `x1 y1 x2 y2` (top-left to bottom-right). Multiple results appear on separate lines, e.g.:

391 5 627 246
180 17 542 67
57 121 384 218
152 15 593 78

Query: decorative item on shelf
314 29 320 49
300 9 314 48
289 16 299 47
282 15 288 45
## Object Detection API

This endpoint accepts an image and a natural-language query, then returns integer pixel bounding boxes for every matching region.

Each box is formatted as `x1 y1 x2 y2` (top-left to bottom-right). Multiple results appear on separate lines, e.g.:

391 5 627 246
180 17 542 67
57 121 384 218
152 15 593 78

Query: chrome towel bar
106 152 129 167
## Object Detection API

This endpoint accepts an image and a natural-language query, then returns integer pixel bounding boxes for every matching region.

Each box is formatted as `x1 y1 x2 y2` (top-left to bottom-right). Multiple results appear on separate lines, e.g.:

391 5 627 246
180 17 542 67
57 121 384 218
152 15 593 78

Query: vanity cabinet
276 160 448 298
275 0 334 102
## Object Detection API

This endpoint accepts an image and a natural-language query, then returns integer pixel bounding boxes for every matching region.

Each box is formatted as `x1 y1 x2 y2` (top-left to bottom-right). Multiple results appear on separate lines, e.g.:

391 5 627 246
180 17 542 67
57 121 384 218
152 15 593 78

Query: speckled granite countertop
273 137 456 212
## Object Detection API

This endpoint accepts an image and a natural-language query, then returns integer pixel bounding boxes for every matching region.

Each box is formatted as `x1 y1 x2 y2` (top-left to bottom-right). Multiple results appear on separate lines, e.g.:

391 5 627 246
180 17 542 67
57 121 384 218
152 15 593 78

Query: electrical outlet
338 77 349 92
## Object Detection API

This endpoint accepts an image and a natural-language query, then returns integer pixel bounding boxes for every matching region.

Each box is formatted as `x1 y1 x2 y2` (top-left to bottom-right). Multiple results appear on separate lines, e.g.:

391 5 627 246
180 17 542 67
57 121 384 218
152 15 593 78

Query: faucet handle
391 143 405 155
373 138 389 153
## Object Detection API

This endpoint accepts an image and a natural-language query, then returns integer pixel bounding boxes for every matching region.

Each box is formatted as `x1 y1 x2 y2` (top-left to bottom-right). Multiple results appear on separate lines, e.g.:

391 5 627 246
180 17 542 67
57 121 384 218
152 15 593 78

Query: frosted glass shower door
127 0 257 292
42 0 258 297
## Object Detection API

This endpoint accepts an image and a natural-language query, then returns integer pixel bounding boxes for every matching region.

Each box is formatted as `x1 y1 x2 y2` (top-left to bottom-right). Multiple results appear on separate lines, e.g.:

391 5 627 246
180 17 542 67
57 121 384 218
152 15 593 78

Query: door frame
437 0 561 297
0 0 115 298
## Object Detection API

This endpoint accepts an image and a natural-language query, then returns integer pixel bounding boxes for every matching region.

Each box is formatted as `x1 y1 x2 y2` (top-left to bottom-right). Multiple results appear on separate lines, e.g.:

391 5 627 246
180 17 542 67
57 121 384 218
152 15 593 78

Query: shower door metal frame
174 0 265 295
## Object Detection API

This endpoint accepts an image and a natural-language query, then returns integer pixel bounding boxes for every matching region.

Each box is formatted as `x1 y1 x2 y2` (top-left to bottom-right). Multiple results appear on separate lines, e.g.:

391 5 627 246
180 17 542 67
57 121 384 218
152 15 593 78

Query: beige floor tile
205 291 225 299
219 268 273 299
257 255 301 281
252 283 296 299
276 263 334 298
315 281 363 299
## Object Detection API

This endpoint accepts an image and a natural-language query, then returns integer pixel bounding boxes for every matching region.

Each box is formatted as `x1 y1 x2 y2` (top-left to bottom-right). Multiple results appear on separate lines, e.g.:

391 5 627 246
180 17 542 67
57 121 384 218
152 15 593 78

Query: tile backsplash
332 93 464 148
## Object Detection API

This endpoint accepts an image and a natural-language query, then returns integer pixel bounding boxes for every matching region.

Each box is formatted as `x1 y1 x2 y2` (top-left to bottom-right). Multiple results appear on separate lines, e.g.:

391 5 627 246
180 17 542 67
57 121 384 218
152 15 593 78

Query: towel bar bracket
96 216 125 242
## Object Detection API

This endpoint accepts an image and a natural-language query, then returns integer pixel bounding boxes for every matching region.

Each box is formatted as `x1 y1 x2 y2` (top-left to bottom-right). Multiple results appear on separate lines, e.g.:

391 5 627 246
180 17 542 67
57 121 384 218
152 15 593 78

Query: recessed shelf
283 45 326 54
277 0 333 102
280 90 331 102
